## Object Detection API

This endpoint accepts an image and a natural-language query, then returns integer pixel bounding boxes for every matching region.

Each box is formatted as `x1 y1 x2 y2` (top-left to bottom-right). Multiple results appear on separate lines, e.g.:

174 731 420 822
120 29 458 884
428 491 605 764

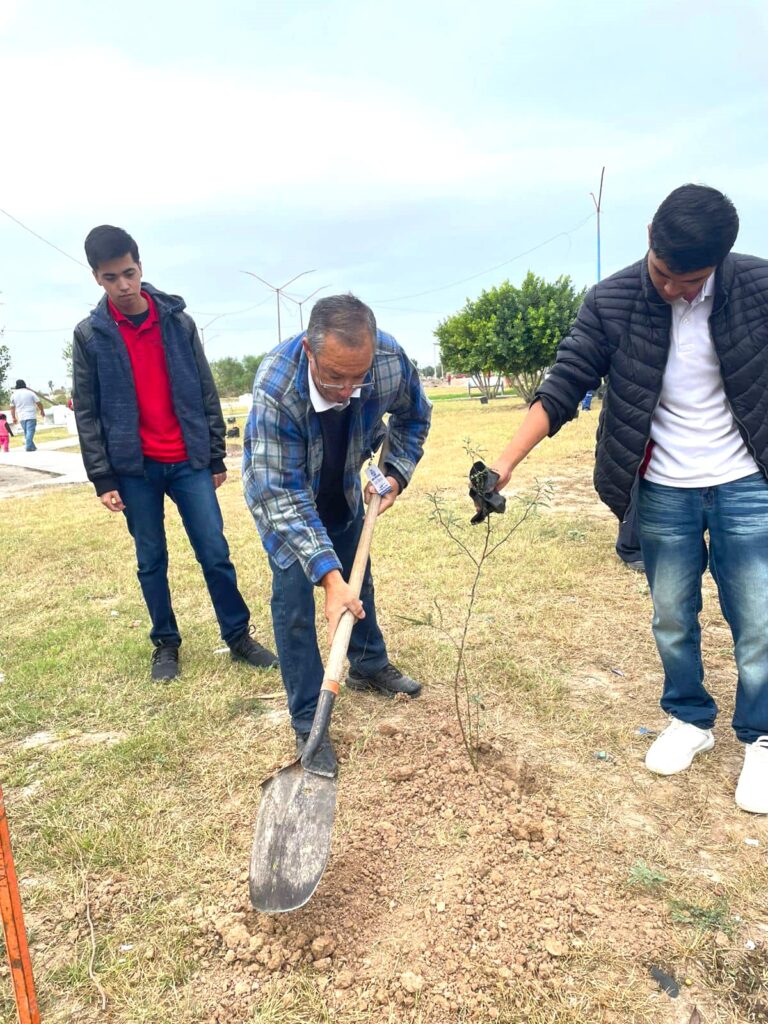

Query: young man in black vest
491 185 768 815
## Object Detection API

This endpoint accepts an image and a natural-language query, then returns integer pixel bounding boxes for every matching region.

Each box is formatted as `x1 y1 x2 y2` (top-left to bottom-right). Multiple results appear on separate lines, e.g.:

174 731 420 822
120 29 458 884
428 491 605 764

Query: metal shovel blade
249 760 338 913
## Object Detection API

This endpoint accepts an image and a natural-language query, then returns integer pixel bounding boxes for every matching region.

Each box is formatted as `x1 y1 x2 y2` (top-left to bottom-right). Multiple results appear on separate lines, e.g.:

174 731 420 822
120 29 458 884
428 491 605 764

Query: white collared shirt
307 365 361 412
645 272 758 486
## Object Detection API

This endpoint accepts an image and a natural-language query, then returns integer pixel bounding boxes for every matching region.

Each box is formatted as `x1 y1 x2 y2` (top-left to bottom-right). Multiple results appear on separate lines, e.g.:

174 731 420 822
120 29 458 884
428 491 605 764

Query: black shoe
229 626 279 669
296 731 338 778
151 644 179 682
346 663 422 698
625 560 646 574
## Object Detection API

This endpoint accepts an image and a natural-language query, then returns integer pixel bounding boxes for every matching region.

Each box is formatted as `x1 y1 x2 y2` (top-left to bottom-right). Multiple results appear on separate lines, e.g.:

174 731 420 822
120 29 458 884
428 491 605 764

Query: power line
0 206 87 268
2 208 597 334
372 211 596 304
188 296 274 317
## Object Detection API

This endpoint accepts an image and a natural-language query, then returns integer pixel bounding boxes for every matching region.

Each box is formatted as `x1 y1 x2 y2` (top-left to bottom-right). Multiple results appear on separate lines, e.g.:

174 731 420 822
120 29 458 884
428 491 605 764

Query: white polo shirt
644 273 759 487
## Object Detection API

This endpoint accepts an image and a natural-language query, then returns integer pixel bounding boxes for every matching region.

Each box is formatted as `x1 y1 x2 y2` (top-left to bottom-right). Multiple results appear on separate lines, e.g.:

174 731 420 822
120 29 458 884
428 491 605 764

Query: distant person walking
72 225 278 682
0 414 13 452
10 380 44 451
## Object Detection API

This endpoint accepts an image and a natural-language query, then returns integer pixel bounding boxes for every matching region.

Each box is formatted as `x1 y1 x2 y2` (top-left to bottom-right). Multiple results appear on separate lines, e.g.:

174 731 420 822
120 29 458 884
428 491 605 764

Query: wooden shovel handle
301 489 384 768
322 489 383 690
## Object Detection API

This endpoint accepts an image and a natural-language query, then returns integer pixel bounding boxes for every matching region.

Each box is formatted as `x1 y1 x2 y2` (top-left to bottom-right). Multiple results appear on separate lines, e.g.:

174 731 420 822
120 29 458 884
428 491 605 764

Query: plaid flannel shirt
243 330 432 583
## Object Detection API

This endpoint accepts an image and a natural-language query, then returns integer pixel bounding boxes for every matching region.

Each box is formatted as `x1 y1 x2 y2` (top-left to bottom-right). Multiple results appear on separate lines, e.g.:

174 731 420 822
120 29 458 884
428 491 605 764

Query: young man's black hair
650 184 739 272
84 225 140 271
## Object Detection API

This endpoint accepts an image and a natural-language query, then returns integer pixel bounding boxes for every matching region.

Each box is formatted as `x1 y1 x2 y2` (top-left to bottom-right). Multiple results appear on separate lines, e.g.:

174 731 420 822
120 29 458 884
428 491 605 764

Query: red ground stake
0 785 40 1024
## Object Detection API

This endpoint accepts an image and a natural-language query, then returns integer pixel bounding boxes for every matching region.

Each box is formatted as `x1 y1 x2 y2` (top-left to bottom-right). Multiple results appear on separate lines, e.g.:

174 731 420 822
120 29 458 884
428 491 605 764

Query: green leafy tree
0 341 10 405
435 272 585 402
210 357 243 395
241 354 264 391
434 295 501 401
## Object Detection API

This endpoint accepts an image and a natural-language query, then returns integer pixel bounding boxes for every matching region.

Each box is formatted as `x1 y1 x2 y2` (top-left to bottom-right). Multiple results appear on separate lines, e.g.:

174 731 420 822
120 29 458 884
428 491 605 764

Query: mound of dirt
190 705 669 1022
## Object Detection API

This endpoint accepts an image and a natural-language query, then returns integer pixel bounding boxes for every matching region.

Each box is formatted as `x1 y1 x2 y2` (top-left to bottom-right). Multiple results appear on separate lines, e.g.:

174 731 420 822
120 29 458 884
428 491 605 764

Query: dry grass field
1 394 766 1023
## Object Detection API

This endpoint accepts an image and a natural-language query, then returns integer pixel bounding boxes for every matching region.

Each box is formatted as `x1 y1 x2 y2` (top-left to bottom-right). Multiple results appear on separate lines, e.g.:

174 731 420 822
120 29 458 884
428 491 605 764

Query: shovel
249 485 386 914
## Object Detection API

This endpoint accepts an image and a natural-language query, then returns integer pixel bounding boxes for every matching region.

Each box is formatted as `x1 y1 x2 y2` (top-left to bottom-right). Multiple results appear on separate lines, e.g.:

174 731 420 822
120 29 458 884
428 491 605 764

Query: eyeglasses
311 358 375 393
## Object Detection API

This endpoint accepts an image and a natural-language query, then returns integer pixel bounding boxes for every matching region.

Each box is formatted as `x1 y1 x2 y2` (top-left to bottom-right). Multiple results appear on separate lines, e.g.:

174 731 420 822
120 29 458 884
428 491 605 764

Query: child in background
0 413 13 452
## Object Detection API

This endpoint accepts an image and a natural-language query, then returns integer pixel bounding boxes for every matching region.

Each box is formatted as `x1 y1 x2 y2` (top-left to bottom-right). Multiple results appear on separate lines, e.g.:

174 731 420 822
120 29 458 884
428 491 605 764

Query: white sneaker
645 717 715 776
735 736 768 814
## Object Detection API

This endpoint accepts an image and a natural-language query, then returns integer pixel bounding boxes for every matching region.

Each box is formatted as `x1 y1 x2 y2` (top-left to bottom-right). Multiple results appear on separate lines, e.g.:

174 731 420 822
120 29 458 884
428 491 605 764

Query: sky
2 0 768 389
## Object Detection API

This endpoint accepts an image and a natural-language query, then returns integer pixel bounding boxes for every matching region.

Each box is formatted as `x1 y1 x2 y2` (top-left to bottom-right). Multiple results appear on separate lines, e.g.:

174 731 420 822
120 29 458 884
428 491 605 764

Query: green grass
7 424 75 449
668 897 733 934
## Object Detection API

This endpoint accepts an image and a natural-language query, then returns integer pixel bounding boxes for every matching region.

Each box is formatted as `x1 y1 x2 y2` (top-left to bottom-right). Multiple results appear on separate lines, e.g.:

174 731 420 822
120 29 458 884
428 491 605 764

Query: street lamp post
589 167 605 283
200 312 228 349
283 285 329 332
242 270 316 344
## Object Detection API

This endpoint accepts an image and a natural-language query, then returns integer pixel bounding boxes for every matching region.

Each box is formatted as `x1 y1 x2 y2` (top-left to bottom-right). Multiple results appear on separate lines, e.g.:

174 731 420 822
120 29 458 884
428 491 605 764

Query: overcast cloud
2 0 767 386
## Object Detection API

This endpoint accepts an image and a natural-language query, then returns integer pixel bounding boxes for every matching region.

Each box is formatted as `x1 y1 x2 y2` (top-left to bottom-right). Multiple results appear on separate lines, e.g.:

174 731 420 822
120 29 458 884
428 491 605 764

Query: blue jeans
638 473 768 743
21 419 37 451
270 509 388 733
118 459 250 647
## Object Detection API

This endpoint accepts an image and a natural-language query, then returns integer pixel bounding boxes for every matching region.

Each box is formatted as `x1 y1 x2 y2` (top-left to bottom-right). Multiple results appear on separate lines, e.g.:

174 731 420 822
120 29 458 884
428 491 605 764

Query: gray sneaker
346 663 421 698
228 626 279 669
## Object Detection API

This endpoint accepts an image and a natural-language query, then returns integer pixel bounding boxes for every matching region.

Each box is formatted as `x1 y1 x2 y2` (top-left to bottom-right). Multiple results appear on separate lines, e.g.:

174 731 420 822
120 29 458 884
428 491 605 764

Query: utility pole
283 285 329 332
242 270 316 344
589 167 605 281
200 312 228 349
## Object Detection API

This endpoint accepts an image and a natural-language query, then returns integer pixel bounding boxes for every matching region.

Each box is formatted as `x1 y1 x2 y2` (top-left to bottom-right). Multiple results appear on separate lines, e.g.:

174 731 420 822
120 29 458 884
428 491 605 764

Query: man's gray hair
306 294 377 355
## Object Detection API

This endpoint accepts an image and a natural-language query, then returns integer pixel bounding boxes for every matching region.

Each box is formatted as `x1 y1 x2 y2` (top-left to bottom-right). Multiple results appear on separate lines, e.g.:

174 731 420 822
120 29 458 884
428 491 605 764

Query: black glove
468 460 506 524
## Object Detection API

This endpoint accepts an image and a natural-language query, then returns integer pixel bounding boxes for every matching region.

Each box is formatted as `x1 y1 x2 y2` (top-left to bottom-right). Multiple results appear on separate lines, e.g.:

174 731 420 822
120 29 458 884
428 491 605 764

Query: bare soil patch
0 464 55 497
165 694 766 1024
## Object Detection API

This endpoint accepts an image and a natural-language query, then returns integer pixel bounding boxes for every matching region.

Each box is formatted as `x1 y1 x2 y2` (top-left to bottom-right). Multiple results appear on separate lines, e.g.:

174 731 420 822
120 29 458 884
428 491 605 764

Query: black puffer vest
535 252 768 519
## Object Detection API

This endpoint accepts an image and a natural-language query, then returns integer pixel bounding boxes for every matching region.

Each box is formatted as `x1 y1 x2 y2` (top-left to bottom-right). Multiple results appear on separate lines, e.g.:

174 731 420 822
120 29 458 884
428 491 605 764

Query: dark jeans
118 459 250 647
21 419 37 451
270 511 388 733
638 473 768 743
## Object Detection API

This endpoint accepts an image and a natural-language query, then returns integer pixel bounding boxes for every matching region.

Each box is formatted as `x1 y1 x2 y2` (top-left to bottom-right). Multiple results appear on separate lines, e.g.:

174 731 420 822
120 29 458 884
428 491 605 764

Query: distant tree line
57 340 265 403
209 354 265 397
